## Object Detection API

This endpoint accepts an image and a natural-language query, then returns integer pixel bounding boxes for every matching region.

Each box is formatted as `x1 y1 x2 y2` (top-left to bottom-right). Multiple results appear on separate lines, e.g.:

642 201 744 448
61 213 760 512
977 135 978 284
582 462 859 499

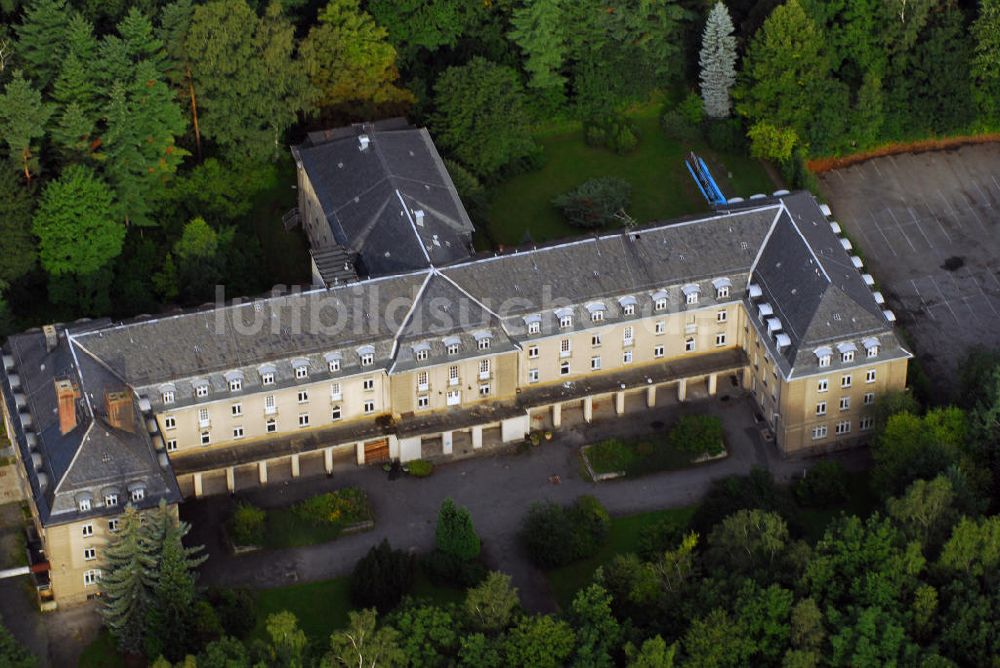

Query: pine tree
158 0 202 159
100 506 157 655
699 2 738 119
435 498 480 561
14 0 72 90
0 71 53 183
509 0 567 101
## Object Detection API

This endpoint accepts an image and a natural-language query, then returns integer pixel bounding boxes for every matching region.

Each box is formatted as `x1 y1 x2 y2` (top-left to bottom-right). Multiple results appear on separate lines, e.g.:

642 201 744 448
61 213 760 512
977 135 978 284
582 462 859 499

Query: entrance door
363 439 390 464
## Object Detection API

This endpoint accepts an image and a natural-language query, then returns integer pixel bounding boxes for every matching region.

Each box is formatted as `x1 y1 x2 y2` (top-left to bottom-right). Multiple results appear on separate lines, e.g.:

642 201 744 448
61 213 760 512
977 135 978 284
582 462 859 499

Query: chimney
413 209 425 226
104 391 135 433
358 134 370 151
43 325 58 352
54 379 79 435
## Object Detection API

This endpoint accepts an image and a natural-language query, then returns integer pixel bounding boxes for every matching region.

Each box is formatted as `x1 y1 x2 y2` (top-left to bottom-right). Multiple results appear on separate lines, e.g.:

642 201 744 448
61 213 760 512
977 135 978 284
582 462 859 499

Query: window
717 285 730 299
166 439 177 452
164 416 176 430
860 416 874 431
478 337 491 351
266 418 277 433
130 488 144 503
623 326 634 346
841 374 852 388
331 383 342 400
415 349 429 361
715 333 727 347
264 395 276 415
232 403 242 416
819 355 831 368
361 353 374 366
108 519 120 533
812 425 828 440
479 359 490 379
686 292 698 305
104 494 118 508
842 351 855 363
449 366 460 385
560 339 571 357
864 392 875 405
297 390 309 403
448 342 461 355
591 356 602 371
233 426 244 439
839 397 850 411
363 378 374 391
867 345 879 358
79 498 92 512
623 304 636 316
866 369 876 383
363 401 375 414
527 321 540 335
527 345 539 359
261 372 275 385
417 371 429 391
717 310 727 323
816 401 827 416
82 523 94 537
83 569 102 586
447 391 460 406
200 431 210 445
654 345 664 358
655 321 665 335
591 310 604 322
818 379 828 392
560 361 570 376
655 298 667 311
295 365 309 379
329 359 341 372
622 350 632 364
591 333 602 347
331 406 341 420
298 414 309 427
198 408 210 427
229 378 242 392
479 384 491 396
559 314 573 329
196 385 209 398
835 420 851 435
685 337 696 352
162 390 175 404
417 396 429 408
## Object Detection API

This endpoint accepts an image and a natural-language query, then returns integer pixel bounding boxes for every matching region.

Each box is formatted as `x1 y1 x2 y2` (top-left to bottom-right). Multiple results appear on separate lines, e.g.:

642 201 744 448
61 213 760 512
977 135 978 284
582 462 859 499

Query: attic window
682 284 700 305
162 390 175 404
712 277 732 299
815 346 833 368
837 341 857 363
528 321 540 334
194 383 209 398
413 343 431 362
325 352 342 372
618 296 637 316
104 493 119 507
261 372 275 386
478 337 491 351
78 495 93 512
862 337 880 358
129 484 145 503
652 291 668 311
292 358 310 378
229 378 242 392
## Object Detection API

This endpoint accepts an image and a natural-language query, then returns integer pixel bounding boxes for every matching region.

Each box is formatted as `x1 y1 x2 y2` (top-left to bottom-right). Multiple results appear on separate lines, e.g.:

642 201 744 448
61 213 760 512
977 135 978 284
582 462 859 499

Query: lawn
252 576 353 644
231 488 374 551
78 629 126 668
584 416 726 478
546 506 696 610
484 105 777 247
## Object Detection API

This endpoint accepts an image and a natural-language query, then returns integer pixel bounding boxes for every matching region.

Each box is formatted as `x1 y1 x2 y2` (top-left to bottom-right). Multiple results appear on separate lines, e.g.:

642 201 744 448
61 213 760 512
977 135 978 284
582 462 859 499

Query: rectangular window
818 379 828 392
816 401 827 416
842 351 855 363
232 403 242 416
448 343 461 355
83 570 102 587
527 321 540 334
591 334 602 347
655 298 668 311
479 384 491 396
82 524 94 538
686 292 698 305
654 345 664 358
479 359 490 379
717 286 730 299
559 315 572 329
329 359 341 372
623 304 635 316
717 310 727 323
295 366 309 379
836 420 851 435
417 396 429 408
623 350 633 365
812 425 828 440
298 414 309 427
297 390 309 403
840 397 850 411
867 346 879 359
560 361 570 376
326 406 338 422
104 494 118 508
229 378 242 392
233 426 244 439
478 338 491 350
528 368 539 383
528 345 539 359
623 326 634 346
447 391 460 406
164 416 176 430
131 488 144 503
266 418 277 433
864 392 875 406
200 431 210 446
841 374 852 388
166 439 177 452
79 498 92 512
860 416 874 431
162 391 175 404
196 385 209 398
108 519 120 533
416 349 429 361
262 372 275 386
417 371 429 391
449 366 459 385
363 401 375 414
819 355 831 368
264 394 276 415
331 383 342 400
655 321 665 335
866 369 876 383
591 310 604 322
685 337 695 352
363 378 375 391
361 353 374 366
591 356 601 371
715 333 727 347
560 339 571 357
198 408 210 427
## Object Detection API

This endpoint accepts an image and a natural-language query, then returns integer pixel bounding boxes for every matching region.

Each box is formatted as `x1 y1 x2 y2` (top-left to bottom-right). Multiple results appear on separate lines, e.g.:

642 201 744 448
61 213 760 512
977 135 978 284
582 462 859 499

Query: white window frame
863 392 875 406
331 383 342 400
818 379 828 392
232 402 243 416
591 333 602 347
195 384 209 398
623 304 636 316
448 343 461 355
297 390 309 403
108 519 120 533
591 310 604 323
842 351 855 363
264 394 276 415
479 359 490 380
104 494 118 508
478 338 491 351
685 337 696 352
79 498 92 512
623 326 634 346
166 439 177 452
860 416 874 431
417 396 429 409
229 378 242 392
446 390 460 406
839 397 850 411
360 353 374 366
623 350 633 365
478 384 491 396
717 310 727 323
819 355 831 368
841 374 853 388
527 345 539 359
816 401 827 416
835 420 851 435
527 321 540 335
298 413 309 427
866 369 876 383
560 339 571 357
416 349 429 362
329 359 341 372
528 368 539 383
866 346 879 359
716 286 730 299
654 298 667 311
591 356 601 371
449 366 460 385
686 292 698 305
82 523 94 537
655 321 665 335
130 488 144 503
363 401 375 415
363 378 375 391
812 425 828 440
233 426 244 439
198 408 210 427
162 390 175 404
83 569 102 586
417 371 429 392
654 345 664 358
715 333 727 347
295 366 309 379
559 315 573 329
261 372 275 386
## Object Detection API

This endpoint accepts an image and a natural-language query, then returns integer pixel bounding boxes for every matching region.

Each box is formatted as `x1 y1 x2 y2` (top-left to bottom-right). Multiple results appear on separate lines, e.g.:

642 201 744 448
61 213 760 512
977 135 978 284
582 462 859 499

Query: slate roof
292 121 475 277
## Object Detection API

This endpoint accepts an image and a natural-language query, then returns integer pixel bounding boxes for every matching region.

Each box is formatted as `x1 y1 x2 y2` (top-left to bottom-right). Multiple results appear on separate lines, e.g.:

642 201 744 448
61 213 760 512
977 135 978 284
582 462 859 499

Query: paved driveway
185 395 836 613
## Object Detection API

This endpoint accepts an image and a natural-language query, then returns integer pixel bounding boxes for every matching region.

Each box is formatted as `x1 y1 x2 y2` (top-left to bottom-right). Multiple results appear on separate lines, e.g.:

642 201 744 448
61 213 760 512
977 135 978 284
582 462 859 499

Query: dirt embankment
807 134 1000 173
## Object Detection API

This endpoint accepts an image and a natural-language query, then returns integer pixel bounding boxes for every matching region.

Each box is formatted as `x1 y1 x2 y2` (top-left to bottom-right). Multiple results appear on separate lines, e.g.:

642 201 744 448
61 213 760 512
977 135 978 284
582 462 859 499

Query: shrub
794 460 850 508
408 460 434 478
586 438 635 474
660 110 701 142
552 177 631 229
583 114 639 154
689 467 802 538
678 92 705 126
668 415 725 457
230 503 265 546
704 118 747 155
435 498 480 561
519 497 611 569
350 540 414 613
293 488 370 526
569 495 611 558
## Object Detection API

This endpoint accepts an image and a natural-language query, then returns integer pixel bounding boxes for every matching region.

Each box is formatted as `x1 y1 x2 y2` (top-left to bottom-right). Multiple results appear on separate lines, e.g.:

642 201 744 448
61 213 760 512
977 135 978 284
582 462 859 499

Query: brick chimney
104 391 135 432
54 379 79 435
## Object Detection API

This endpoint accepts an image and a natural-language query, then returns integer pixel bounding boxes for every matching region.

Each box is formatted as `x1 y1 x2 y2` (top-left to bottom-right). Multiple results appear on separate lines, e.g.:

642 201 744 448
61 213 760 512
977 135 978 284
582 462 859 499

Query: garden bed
228 487 373 551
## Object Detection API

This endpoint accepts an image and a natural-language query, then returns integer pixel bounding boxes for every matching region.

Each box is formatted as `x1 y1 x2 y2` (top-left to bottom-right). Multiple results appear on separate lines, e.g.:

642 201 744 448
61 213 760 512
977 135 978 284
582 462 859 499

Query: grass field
545 506 696 610
252 576 353 644
78 629 126 668
484 107 777 247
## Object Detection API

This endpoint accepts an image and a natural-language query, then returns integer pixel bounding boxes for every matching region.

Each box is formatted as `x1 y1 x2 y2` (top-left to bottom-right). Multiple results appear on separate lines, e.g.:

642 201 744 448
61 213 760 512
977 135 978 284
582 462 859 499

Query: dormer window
416 349 429 361
591 310 604 322
560 315 572 328
130 488 144 503
295 366 308 379
815 346 833 368
162 390 175 404
618 296 637 316
262 372 275 385
478 338 491 351
682 284 700 305
446 339 461 355
652 290 668 311
623 304 635 316
78 496 92 512
713 277 732 299
361 353 374 366
104 493 118 507
528 321 540 334
324 352 342 373
229 378 242 392
586 303 606 323
819 355 831 368
195 384 209 398
862 337 879 358
837 342 857 364
842 351 854 363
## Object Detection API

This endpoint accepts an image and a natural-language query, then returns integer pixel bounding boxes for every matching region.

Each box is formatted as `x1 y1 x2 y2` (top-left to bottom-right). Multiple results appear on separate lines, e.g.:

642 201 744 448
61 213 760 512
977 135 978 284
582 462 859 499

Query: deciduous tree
327 608 405 668
464 571 520 632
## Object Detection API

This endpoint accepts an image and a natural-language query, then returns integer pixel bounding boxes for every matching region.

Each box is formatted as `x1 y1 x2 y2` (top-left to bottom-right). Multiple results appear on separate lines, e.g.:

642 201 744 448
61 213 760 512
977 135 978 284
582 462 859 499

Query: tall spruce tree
158 0 203 158
699 2 738 118
509 0 567 104
0 71 53 183
13 0 72 90
100 506 157 655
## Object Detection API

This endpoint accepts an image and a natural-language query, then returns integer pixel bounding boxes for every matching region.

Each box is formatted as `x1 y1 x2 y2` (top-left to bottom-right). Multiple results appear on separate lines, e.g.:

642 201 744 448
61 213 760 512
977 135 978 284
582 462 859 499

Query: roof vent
872 291 885 305
851 256 863 269
862 274 875 286
819 203 832 217
839 238 852 251
882 309 896 322
748 283 762 299
775 333 791 348
414 209 425 226
358 134 370 151
43 324 58 352
830 221 842 234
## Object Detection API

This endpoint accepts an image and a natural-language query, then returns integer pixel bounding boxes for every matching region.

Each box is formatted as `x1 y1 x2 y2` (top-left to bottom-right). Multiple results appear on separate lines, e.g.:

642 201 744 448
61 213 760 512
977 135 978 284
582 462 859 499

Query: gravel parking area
818 145 1000 397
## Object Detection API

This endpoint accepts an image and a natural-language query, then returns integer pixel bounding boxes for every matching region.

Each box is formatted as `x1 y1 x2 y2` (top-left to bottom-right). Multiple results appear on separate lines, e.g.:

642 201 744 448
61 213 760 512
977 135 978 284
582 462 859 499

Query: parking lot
818 144 1000 397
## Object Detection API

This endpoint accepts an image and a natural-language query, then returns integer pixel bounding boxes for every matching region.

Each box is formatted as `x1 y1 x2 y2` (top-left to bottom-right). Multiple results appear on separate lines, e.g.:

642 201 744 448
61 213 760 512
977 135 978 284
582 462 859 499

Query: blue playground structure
686 152 727 207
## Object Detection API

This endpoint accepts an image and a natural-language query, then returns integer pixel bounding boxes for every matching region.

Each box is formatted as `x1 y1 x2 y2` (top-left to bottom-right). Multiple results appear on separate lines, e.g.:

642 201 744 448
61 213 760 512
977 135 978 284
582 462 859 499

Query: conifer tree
509 0 567 103
13 0 72 89
100 506 157 655
0 71 53 183
158 0 203 159
699 2 738 119
435 497 480 561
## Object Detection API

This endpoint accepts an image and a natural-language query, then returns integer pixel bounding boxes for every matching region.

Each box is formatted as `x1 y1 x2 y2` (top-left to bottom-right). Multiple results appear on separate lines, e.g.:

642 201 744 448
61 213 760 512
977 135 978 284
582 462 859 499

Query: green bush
519 496 610 569
350 540 415 613
678 92 705 126
569 495 611 558
583 114 639 154
292 487 370 526
637 517 687 561
407 460 434 477
668 415 725 457
435 498 480 561
794 460 850 508
230 503 265 546
586 438 636 473
552 177 632 229
704 118 747 155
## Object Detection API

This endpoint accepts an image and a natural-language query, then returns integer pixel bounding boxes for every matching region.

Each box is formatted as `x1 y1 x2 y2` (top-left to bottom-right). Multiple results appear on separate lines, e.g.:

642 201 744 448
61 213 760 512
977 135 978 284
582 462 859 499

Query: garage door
364 438 390 464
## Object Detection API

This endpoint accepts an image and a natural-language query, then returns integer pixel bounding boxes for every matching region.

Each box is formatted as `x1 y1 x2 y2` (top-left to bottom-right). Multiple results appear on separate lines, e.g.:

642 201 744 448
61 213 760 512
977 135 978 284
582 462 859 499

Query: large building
0 126 909 607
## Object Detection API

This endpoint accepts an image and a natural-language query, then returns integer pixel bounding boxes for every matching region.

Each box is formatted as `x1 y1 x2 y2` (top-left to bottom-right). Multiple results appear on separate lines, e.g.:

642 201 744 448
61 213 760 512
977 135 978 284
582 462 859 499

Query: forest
0 0 998 333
